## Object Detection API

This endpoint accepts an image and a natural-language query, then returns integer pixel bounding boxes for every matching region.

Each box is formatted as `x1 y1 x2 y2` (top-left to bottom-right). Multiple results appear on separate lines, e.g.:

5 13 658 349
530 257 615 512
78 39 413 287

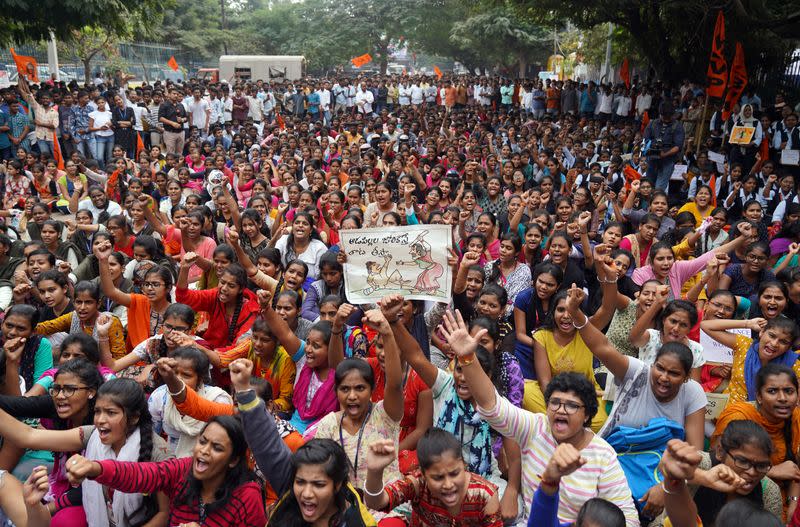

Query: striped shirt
476 394 639 527
94 457 267 527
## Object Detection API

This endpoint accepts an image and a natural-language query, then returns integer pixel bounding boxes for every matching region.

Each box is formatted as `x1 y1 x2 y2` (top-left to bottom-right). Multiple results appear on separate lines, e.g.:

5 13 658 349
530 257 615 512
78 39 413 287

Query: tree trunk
518 54 527 79
83 59 91 85
377 41 389 74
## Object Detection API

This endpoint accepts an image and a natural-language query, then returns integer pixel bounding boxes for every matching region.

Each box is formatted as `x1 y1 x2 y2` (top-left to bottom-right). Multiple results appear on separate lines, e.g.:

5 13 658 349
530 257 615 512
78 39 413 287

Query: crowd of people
0 69 795 527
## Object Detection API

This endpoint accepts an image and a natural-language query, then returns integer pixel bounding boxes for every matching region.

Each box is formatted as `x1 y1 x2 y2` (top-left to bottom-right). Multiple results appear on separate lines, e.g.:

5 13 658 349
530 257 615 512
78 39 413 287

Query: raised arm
439 309 497 410
0 406 83 452
95 240 132 307
587 244 619 328
138 194 168 237
629 285 670 348
328 303 356 370
564 283 630 380
257 290 302 357
700 317 764 350
365 306 403 422
383 295 438 389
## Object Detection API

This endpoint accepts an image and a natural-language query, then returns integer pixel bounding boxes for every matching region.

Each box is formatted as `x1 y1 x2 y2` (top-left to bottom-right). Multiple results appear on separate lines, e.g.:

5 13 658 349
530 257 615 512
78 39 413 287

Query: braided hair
52 359 104 429
221 263 248 345
317 251 345 304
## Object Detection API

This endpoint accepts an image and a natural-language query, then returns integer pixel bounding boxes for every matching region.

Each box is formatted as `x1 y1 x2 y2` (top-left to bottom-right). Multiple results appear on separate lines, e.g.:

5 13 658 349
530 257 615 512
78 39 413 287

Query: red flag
433 66 443 79
640 110 650 134
721 42 747 120
135 132 145 158
167 56 179 72
760 136 770 161
623 165 642 191
350 54 372 68
706 11 727 98
52 130 64 170
619 58 630 89
10 48 38 82
275 113 286 130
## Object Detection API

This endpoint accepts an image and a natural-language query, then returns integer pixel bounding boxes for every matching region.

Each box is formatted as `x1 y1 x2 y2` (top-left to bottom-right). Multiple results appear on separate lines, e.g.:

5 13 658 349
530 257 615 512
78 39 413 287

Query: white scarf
82 428 143 527
163 384 231 458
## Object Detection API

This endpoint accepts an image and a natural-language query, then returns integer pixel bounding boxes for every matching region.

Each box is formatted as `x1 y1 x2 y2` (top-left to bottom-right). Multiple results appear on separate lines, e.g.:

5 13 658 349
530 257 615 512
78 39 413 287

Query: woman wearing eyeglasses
713 364 800 518
711 242 775 302
95 240 174 351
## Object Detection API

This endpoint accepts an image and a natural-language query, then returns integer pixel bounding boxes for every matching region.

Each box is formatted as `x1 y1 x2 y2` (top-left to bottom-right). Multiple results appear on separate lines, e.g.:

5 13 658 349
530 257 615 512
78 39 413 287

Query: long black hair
177 415 258 516
53 358 103 429
269 439 352 527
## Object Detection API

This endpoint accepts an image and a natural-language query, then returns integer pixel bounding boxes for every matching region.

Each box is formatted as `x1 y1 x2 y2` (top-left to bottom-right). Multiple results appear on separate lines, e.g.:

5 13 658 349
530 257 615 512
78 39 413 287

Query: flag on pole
721 42 747 120
52 130 64 170
619 58 630 89
10 48 38 82
276 113 286 130
350 54 372 68
135 132 145 158
167 56 179 72
433 66 443 79
706 11 727 98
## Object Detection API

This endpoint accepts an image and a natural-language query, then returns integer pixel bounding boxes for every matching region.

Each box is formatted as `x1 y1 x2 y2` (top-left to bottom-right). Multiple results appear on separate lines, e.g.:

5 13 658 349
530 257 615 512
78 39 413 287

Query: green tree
59 28 121 83
0 0 167 45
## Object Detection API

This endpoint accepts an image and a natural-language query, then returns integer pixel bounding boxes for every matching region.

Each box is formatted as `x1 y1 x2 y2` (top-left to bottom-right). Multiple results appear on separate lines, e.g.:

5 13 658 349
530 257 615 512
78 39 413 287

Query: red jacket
176 286 260 349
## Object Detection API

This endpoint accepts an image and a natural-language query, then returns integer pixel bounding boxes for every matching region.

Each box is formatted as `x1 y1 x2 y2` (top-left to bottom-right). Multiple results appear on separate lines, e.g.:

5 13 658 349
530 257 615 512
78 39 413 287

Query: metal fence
0 41 208 83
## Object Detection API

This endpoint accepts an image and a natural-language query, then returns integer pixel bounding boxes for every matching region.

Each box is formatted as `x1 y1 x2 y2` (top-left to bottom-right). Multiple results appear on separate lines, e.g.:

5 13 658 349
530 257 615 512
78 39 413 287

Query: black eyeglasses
723 448 771 473
141 282 165 289
547 398 584 415
708 301 736 314
49 385 91 398
163 323 190 333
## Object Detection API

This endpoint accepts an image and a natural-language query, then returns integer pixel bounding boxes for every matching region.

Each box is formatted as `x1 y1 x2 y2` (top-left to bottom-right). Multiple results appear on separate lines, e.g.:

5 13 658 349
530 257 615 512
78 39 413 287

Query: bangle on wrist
661 478 686 495
331 328 344 335
539 475 560 488
363 484 385 497
572 315 589 330
789 496 799 503
458 352 477 366
167 381 186 397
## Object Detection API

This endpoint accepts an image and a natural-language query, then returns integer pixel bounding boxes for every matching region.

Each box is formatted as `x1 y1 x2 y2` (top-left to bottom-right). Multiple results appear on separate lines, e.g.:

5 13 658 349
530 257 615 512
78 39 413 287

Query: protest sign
705 393 729 420
699 328 750 364
340 224 452 304
729 125 755 145
670 164 688 181
781 149 800 166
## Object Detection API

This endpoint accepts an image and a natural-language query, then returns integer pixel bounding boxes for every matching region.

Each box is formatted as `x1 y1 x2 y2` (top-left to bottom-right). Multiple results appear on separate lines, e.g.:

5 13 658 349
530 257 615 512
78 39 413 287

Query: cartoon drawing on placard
364 253 409 296
396 230 445 295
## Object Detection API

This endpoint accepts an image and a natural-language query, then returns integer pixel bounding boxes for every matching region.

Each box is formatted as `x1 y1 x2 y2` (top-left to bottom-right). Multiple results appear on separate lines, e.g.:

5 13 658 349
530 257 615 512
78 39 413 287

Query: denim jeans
37 139 53 156
647 157 676 192
91 135 114 167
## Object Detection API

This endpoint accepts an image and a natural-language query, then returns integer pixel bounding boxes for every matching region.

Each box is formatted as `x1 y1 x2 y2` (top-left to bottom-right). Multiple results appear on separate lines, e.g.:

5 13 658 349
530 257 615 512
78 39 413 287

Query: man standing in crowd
159 87 188 155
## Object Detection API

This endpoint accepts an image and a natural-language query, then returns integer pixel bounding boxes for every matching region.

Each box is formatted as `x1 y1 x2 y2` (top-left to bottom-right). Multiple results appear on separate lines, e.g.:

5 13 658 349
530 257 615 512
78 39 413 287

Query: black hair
144 265 176 302
478 283 508 310
169 346 212 385
648 241 674 263
96 378 156 523
177 415 256 517
60 333 100 364
756 363 798 464
53 358 103 428
532 261 564 288
417 427 463 471
270 439 351 527
334 358 375 390
463 232 487 250
33 268 70 290
714 500 782 527
575 498 626 527
73 280 101 301
27 248 56 267
763 316 800 343
308 320 332 344
5 304 40 328
707 289 738 313
656 299 698 331
540 289 569 332
219 263 248 345
654 342 694 376
544 372 599 427
133 235 167 263
487 232 522 285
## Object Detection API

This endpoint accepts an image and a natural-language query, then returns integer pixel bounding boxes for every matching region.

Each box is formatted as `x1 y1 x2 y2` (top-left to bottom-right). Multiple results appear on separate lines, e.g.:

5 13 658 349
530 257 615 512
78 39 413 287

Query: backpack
605 417 685 505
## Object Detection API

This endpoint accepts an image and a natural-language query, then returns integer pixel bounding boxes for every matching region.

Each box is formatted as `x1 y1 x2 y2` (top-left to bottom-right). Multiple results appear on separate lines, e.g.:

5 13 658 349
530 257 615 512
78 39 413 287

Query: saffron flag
619 58 631 89
167 56 179 72
275 113 286 130
351 54 372 68
721 42 747 120
52 130 64 170
10 48 38 83
706 11 727 98
640 110 650 134
135 132 145 158
433 66 443 79
623 164 642 191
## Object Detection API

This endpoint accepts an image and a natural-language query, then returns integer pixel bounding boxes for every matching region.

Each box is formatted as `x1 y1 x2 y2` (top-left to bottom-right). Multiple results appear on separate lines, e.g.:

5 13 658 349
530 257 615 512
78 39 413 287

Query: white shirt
635 94 652 116
222 96 233 122
89 110 114 137
262 92 276 114
187 97 210 129
355 88 374 114
615 96 632 117
247 96 262 121
318 89 331 111
77 198 122 218
410 85 424 105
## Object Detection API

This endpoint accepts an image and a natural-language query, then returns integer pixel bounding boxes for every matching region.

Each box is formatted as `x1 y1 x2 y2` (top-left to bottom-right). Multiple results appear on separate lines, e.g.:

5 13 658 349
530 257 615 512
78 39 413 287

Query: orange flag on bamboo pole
721 42 747 120
351 54 372 68
10 48 38 82
619 58 630 89
706 11 727 98
275 113 286 130
433 66 443 79
167 56 179 72
52 130 64 170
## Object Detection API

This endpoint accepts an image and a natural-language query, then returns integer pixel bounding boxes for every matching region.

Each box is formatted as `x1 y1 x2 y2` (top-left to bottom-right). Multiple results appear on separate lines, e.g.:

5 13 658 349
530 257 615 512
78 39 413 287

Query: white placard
699 328 751 364
781 149 800 166
671 164 688 181
708 151 726 173
340 224 453 304
705 392 729 420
